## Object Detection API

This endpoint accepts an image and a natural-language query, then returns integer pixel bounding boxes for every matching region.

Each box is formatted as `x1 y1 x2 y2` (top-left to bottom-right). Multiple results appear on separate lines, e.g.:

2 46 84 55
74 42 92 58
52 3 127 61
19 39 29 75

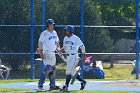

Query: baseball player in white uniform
37 19 60 90
0 59 10 80
59 25 87 91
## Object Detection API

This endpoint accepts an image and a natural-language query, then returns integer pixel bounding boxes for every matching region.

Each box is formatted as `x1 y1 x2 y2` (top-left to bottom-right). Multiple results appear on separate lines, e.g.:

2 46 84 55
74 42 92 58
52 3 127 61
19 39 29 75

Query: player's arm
55 39 66 62
58 37 66 53
38 32 45 60
38 42 44 59
77 36 86 60
60 47 65 52
56 32 61 50
56 41 61 51
79 45 86 61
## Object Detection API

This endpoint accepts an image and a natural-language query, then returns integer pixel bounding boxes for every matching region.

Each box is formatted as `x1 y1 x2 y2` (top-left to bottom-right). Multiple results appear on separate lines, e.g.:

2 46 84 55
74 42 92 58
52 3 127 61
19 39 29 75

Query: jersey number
70 46 72 50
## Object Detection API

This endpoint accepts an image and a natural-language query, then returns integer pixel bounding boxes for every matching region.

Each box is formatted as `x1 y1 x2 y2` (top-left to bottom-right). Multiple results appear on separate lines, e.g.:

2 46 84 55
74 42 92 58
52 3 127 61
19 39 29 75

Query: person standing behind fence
0 59 10 80
91 62 105 79
37 19 60 90
131 60 140 74
59 25 87 91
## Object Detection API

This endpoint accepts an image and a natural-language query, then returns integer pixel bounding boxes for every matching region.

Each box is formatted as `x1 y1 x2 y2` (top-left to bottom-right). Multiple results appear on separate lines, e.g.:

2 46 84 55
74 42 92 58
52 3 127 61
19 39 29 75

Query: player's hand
36 48 40 53
40 53 44 60
39 51 44 59
82 54 86 62
59 48 65 53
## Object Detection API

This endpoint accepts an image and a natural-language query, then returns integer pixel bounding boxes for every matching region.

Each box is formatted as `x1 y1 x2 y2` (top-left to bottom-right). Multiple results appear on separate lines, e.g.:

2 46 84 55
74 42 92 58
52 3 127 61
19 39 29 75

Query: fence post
80 0 84 78
30 0 34 79
42 0 45 31
135 0 139 79
41 0 46 73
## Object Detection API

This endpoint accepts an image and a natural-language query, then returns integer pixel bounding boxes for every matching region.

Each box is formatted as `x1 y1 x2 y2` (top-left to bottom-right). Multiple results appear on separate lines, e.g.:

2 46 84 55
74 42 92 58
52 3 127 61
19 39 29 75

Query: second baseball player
59 25 87 91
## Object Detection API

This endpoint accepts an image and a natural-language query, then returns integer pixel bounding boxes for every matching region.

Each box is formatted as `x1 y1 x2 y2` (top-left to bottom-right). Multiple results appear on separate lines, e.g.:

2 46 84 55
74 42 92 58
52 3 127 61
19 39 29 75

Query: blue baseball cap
46 19 55 25
64 25 74 33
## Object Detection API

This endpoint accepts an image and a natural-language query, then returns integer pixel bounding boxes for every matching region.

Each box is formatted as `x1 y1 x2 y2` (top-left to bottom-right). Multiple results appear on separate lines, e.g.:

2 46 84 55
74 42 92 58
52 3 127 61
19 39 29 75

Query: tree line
0 0 136 70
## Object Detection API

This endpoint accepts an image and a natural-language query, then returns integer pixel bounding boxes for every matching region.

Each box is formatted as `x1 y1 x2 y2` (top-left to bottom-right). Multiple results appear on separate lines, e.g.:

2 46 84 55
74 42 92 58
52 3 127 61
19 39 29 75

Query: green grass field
0 87 138 93
57 63 136 80
102 64 135 80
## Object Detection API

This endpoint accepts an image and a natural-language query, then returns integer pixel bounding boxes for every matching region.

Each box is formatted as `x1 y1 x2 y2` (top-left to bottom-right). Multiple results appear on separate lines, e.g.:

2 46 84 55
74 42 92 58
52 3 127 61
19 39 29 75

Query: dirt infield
101 80 140 87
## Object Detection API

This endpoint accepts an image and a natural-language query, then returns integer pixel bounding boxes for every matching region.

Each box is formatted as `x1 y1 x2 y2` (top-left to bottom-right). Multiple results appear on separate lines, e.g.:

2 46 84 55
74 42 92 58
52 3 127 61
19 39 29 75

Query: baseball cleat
60 85 68 91
38 82 43 90
38 85 43 91
49 85 60 90
80 81 87 90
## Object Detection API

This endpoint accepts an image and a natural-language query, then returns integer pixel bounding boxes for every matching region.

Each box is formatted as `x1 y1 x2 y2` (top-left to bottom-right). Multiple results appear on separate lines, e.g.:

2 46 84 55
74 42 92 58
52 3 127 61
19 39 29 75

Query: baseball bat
56 49 66 63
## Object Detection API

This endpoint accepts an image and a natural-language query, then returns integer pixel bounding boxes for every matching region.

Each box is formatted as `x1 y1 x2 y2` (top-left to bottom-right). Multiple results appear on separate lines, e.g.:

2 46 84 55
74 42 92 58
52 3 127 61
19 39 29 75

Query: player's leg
0 66 10 80
48 67 60 90
48 53 60 90
71 55 87 90
61 74 71 91
77 74 87 90
62 54 81 90
5 67 10 80
48 70 58 90
38 64 52 89
61 56 74 91
38 52 51 89
131 68 136 74
0 69 4 79
38 73 46 89
71 70 86 90
71 55 81 80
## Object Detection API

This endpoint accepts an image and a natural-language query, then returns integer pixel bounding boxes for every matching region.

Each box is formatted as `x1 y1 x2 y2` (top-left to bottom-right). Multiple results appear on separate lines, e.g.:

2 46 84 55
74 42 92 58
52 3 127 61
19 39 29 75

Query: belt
66 53 76 56
45 50 55 52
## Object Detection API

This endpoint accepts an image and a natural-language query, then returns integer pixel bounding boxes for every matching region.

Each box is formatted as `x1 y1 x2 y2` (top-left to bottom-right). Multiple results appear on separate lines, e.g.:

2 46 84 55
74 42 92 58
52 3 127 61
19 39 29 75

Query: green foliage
96 0 135 42
0 0 30 24
0 0 136 70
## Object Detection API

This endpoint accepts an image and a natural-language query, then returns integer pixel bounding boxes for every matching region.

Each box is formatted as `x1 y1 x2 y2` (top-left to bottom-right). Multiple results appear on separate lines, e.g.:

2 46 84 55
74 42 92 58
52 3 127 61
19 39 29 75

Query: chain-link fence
0 0 139 80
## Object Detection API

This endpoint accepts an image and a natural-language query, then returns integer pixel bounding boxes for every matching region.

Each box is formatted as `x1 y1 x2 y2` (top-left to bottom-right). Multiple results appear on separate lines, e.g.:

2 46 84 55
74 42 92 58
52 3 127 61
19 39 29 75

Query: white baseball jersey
63 34 84 76
38 30 59 66
63 34 84 54
38 30 59 53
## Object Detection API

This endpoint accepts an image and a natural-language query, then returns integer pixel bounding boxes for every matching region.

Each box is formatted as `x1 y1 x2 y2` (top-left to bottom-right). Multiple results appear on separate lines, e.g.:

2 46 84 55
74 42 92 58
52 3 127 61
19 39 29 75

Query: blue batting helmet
64 25 74 33
46 19 55 25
